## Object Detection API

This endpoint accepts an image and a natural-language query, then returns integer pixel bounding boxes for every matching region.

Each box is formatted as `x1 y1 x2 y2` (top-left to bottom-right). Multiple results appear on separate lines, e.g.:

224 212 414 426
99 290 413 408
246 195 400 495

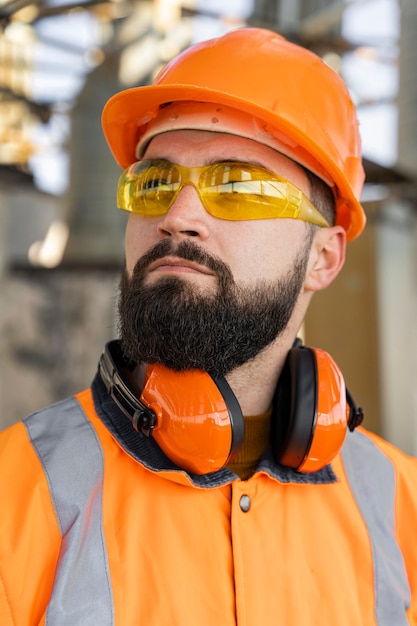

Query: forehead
143 129 310 193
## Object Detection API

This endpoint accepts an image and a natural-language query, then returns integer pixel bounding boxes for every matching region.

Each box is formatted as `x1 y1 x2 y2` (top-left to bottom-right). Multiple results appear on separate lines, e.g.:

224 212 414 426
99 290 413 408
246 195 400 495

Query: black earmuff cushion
271 347 318 469
213 375 245 460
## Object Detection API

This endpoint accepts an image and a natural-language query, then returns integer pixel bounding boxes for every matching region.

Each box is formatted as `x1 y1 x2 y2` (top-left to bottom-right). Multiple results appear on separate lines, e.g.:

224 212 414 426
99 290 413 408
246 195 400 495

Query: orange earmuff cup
272 346 348 472
297 349 348 472
140 364 244 475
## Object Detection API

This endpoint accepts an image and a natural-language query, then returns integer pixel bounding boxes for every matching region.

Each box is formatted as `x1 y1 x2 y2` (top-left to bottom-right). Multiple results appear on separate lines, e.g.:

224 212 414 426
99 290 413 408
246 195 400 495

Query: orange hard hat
102 27 366 241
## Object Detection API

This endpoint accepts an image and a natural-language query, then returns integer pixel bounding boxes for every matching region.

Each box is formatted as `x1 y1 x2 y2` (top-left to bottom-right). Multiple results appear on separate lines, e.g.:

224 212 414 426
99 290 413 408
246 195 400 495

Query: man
1 28 416 625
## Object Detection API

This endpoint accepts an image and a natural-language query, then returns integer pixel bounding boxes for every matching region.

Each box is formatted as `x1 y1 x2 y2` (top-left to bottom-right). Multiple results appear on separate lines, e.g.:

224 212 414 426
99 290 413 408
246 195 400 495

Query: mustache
132 239 233 282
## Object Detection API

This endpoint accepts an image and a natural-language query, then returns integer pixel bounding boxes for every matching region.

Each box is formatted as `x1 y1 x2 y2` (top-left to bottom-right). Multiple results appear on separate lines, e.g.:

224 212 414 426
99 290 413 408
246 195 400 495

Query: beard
118 237 311 377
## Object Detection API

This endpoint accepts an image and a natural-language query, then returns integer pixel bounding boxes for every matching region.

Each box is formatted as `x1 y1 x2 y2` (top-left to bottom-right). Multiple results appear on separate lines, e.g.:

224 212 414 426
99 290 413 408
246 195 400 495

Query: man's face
119 130 315 375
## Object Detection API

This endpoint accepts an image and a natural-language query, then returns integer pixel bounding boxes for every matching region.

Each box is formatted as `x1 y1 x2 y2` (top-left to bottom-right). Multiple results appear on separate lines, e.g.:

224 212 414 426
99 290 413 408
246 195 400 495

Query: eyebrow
204 157 272 170
143 155 281 177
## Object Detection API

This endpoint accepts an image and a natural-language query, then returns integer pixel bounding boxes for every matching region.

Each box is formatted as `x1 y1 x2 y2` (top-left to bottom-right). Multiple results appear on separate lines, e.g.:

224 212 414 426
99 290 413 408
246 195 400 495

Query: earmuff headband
99 341 156 436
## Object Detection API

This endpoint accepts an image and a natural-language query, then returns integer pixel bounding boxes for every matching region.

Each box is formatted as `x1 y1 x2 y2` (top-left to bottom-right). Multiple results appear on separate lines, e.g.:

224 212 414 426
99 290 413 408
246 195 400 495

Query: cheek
226 220 301 283
124 215 155 275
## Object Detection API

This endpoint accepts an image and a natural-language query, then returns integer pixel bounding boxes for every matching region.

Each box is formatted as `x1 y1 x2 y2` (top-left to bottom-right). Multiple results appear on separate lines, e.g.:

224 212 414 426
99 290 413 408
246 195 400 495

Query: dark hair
304 169 336 227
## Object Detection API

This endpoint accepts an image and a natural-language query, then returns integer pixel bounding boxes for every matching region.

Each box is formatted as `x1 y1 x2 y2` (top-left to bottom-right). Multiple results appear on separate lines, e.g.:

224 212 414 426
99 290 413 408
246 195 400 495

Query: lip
147 256 214 276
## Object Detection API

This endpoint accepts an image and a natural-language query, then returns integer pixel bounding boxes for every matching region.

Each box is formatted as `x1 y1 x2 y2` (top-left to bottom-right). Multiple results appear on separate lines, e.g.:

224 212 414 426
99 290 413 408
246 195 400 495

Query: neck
225 331 298 416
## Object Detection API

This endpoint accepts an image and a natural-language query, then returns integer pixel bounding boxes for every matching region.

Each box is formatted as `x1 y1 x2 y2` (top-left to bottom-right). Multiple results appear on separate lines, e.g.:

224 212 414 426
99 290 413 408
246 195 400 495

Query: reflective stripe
341 430 410 625
24 397 114 625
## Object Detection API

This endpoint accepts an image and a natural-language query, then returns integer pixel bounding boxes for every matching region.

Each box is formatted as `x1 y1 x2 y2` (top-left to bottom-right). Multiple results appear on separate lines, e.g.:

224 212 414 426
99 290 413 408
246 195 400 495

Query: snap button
239 495 251 512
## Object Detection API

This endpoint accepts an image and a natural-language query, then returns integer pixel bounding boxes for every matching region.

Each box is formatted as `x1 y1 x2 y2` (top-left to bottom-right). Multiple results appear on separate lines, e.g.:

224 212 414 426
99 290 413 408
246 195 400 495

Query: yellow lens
141 161 181 215
200 162 328 225
117 161 180 216
201 163 293 219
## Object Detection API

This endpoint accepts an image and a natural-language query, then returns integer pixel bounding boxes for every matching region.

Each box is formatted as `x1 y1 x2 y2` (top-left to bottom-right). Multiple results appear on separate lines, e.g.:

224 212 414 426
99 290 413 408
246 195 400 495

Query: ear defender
272 346 363 472
99 341 244 475
99 341 363 476
139 364 244 475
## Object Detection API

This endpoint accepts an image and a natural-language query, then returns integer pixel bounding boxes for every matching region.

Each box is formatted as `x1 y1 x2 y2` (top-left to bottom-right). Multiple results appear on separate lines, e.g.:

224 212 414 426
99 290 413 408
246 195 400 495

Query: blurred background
1 0 416 455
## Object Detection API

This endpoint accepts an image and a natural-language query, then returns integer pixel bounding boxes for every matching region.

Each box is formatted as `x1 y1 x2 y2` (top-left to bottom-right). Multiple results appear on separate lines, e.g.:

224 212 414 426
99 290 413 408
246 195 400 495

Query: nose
156 184 211 241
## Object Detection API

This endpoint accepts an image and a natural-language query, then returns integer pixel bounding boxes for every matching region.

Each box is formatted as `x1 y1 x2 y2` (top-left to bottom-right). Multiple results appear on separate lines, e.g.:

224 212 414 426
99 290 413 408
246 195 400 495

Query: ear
303 226 346 293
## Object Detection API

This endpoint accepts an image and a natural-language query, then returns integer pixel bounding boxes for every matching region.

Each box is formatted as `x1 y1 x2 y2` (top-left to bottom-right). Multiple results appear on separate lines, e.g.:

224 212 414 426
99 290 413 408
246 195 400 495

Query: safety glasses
117 159 329 227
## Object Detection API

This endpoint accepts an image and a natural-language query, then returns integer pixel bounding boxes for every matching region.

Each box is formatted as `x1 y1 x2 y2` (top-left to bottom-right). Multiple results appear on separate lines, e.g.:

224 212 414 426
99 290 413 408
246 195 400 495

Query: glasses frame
117 159 329 228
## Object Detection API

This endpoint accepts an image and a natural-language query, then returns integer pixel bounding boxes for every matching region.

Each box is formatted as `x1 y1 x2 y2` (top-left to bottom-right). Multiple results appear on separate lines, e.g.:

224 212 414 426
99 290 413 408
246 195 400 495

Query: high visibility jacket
1 372 417 626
